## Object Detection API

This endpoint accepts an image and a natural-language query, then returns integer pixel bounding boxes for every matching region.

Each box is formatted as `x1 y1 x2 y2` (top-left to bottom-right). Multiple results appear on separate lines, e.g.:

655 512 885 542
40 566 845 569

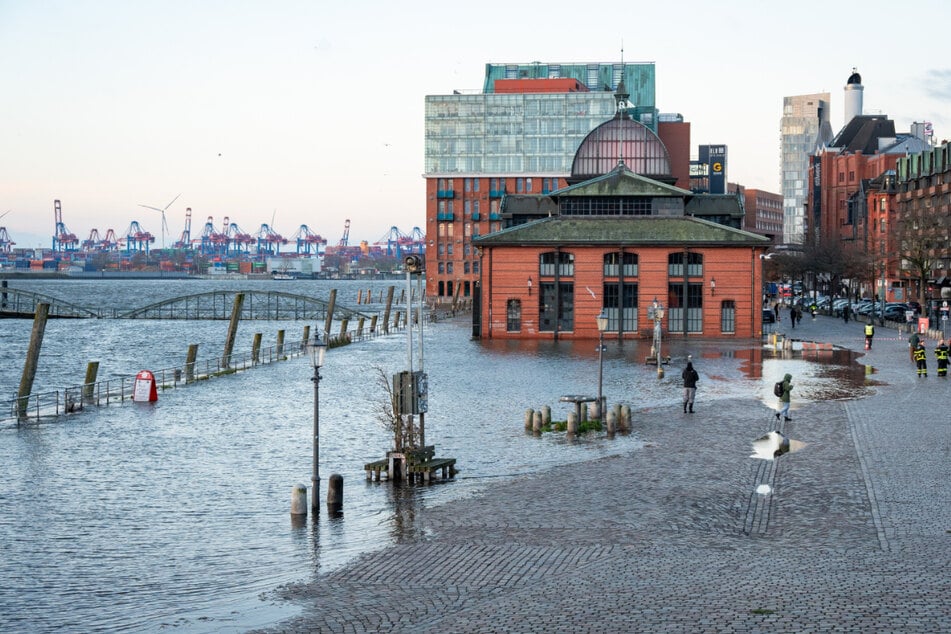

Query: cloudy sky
2 0 948 250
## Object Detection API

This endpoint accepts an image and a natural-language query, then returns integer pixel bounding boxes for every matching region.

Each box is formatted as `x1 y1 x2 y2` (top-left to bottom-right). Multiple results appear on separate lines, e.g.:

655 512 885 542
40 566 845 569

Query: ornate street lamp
648 298 665 379
307 334 327 510
596 309 608 419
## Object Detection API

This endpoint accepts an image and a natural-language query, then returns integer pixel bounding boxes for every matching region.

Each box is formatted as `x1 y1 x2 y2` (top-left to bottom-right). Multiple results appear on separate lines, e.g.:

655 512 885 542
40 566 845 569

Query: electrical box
394 370 428 415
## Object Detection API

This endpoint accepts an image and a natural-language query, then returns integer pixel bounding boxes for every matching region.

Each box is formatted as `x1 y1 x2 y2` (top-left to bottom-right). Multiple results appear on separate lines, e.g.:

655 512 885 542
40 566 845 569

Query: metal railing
3 322 405 426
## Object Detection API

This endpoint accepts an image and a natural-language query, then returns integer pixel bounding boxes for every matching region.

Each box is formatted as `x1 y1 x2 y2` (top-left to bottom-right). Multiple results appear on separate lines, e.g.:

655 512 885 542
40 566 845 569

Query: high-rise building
424 61 689 302
780 93 833 244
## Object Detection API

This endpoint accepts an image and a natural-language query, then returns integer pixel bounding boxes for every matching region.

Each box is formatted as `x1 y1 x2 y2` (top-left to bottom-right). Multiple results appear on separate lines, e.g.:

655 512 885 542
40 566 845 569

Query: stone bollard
524 408 535 431
532 410 543 433
327 474 343 513
541 405 551 426
567 411 578 434
606 410 617 435
620 405 631 431
290 483 308 516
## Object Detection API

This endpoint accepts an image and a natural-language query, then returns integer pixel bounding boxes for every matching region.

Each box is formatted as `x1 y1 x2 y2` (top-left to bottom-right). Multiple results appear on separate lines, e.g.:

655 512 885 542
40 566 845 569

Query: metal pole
597 331 604 419
311 364 320 510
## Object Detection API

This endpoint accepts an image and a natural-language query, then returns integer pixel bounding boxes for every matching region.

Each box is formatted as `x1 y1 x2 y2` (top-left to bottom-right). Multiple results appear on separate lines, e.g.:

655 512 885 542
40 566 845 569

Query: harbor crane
52 200 79 252
292 224 327 255
173 208 193 249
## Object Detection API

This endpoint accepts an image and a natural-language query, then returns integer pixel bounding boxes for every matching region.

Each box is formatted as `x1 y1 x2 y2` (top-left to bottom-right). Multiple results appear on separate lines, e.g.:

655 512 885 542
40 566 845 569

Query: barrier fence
3 323 403 426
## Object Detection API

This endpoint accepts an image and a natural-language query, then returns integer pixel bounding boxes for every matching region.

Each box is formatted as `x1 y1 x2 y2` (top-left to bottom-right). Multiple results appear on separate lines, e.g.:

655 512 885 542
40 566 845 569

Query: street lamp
307 334 327 510
595 309 608 419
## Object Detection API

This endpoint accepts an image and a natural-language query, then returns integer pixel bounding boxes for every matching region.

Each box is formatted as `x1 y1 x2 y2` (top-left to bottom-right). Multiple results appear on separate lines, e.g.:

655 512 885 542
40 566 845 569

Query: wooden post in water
369 314 378 334
17 302 50 421
357 316 365 338
185 344 199 383
276 330 285 357
251 333 262 365
323 289 337 342
399 288 405 304
339 318 349 341
357 289 363 305
300 325 310 354
83 362 99 404
382 286 394 334
222 293 245 368
394 311 401 331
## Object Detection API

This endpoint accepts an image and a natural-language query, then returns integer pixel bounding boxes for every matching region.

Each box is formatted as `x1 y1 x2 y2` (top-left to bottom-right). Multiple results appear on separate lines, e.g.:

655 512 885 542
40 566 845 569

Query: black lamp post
307 334 327 510
596 309 608 419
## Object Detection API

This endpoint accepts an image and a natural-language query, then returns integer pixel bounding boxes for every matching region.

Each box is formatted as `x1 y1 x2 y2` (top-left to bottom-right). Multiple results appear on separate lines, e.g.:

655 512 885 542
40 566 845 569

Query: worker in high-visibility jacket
864 323 875 350
935 339 949 378
913 341 928 377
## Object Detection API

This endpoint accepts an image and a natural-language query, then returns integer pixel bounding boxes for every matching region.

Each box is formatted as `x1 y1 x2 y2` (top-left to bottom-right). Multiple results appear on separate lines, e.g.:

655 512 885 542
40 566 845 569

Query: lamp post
648 298 665 379
307 334 327 510
596 309 608 419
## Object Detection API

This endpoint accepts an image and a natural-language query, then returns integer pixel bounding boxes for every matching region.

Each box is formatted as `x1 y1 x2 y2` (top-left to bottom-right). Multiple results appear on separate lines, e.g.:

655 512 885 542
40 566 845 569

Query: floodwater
0 278 875 632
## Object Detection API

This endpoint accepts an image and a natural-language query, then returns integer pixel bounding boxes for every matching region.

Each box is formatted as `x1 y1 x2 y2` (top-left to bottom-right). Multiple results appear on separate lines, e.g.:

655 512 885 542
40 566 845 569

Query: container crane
292 224 328 255
199 216 228 256
255 223 286 256
173 208 193 250
339 218 350 247
123 221 155 254
0 211 14 253
226 218 255 254
52 199 79 252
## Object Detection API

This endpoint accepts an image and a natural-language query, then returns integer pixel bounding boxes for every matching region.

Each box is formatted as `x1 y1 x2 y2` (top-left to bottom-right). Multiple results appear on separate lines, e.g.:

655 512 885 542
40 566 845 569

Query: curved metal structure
0 288 101 318
117 290 373 321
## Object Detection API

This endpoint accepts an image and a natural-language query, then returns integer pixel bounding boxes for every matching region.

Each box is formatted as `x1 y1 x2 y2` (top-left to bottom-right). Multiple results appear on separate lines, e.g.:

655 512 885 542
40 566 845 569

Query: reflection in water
750 431 806 460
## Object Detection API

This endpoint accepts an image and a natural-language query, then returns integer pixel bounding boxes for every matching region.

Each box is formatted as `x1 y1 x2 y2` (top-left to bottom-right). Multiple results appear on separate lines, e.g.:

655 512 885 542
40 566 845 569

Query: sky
2 0 950 251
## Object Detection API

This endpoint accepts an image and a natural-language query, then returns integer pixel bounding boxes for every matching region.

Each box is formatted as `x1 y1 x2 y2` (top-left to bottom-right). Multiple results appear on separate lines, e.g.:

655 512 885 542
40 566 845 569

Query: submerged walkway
259 314 951 633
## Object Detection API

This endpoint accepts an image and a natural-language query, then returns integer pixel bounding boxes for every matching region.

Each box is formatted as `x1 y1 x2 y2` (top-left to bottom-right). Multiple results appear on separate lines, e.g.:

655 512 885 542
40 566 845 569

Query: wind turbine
138 194 181 250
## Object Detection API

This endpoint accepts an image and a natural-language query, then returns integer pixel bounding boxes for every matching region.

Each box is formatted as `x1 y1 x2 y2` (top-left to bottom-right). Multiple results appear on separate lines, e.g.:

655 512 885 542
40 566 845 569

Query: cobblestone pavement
258 314 951 633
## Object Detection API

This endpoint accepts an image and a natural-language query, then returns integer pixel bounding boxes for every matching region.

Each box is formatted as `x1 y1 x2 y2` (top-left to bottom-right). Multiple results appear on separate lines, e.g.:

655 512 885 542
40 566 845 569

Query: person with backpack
865 323 875 350
774 373 793 421
681 359 699 413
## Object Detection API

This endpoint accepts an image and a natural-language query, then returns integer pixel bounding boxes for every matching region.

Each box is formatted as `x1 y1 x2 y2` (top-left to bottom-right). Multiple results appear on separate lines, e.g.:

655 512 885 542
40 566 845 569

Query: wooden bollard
221 293 244 368
532 410 542 433
357 289 363 304
276 329 285 357
251 333 262 365
290 483 308 516
566 411 578 435
185 343 198 383
542 405 551 425
327 474 343 512
357 317 365 338
83 361 99 403
606 410 617 435
301 325 310 350
524 408 534 430
17 302 49 421
620 405 631 431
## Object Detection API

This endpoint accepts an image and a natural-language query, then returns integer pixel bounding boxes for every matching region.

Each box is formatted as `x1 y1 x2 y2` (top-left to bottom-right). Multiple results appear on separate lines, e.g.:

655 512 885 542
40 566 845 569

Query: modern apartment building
424 61 690 303
780 92 832 244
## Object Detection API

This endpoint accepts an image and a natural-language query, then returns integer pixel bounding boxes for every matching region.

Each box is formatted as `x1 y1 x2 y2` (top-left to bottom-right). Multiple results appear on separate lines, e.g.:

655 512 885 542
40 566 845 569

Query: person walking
789 305 797 329
909 331 921 363
681 360 699 413
843 304 850 323
775 373 793 422
864 322 875 350
913 341 928 377
935 339 949 377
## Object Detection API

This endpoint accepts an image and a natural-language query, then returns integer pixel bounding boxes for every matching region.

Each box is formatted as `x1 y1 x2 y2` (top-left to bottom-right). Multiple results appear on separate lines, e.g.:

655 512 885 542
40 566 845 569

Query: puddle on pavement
750 431 807 460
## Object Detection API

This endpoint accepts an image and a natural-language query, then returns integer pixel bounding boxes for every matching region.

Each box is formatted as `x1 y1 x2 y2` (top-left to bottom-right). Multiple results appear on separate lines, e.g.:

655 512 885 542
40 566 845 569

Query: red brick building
473 166 770 340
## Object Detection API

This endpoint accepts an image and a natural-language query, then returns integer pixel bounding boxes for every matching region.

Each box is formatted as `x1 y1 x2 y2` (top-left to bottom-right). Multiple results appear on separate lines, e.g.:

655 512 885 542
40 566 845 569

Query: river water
0 278 871 632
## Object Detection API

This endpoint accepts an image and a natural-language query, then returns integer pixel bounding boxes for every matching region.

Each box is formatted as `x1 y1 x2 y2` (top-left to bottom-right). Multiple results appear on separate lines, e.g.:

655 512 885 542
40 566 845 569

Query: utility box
393 370 428 415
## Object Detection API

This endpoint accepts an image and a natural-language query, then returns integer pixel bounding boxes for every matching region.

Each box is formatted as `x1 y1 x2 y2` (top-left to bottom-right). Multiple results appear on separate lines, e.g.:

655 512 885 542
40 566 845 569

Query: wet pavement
258 314 951 633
